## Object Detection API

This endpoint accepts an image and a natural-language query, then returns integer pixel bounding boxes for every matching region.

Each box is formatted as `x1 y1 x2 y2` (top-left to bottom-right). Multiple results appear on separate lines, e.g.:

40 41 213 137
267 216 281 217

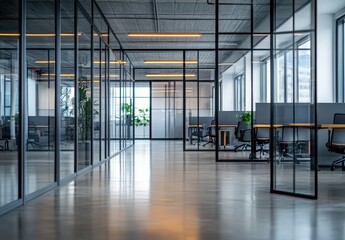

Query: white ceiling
318 0 345 14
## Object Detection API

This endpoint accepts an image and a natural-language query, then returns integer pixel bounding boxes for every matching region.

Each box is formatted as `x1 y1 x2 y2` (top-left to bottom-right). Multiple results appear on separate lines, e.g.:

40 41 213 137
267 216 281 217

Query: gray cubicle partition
218 111 243 125
255 103 312 124
256 103 345 166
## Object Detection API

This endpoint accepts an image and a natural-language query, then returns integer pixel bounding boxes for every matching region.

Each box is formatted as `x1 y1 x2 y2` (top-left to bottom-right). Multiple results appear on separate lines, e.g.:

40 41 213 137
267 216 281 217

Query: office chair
191 123 208 145
277 126 309 163
277 127 295 163
202 120 217 147
234 121 251 152
326 113 345 171
255 128 270 159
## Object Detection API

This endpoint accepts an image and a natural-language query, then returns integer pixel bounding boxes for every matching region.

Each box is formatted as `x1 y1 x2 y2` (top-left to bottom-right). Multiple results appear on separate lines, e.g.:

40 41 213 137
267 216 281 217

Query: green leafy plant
134 108 150 127
78 80 98 141
239 111 252 125
121 103 133 116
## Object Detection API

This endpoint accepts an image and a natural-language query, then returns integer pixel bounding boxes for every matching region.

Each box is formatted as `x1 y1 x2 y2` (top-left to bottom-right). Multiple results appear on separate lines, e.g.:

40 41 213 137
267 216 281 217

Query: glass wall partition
184 51 215 151
151 81 183 139
271 0 317 198
77 7 92 171
134 82 150 139
216 1 271 162
60 0 76 179
93 34 101 163
26 0 56 194
0 0 135 215
0 0 20 207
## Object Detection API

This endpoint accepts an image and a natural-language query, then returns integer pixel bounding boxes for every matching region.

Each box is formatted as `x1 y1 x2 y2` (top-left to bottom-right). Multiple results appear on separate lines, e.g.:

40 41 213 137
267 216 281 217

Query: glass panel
152 82 183 139
218 50 251 161
0 0 19 206
26 0 56 194
60 0 75 179
100 42 106 160
134 82 150 139
93 35 100 163
109 54 120 153
77 8 92 170
271 0 317 198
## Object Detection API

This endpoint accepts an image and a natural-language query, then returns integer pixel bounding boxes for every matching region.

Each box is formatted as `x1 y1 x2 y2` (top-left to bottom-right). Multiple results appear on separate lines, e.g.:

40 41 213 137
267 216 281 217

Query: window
297 40 311 102
234 74 245 110
271 38 311 103
336 15 345 102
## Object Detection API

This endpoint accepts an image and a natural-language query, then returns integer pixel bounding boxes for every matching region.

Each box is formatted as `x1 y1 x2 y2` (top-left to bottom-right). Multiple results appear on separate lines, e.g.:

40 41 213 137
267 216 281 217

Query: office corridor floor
1 141 345 240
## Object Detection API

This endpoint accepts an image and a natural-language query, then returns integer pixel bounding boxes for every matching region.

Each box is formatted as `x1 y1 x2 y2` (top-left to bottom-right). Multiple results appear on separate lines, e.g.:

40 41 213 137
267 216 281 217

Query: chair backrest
280 127 295 142
331 113 345 144
256 128 269 139
236 121 248 138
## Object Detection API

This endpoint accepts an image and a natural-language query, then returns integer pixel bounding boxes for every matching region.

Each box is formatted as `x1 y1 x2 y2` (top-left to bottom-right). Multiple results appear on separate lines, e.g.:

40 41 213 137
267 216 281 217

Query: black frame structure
0 0 134 216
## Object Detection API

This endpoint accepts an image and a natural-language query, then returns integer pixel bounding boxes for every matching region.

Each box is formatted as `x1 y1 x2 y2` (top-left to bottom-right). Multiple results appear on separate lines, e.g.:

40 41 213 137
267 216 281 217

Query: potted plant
134 108 150 137
239 111 252 125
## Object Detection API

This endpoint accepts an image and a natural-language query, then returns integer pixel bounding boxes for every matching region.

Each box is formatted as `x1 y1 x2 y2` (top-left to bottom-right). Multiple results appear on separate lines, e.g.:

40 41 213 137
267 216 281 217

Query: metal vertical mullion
105 44 108 158
74 0 78 173
269 0 275 192
132 73 135 142
99 40 102 160
197 51 200 149
292 0 296 194
19 0 26 201
149 81 152 140
183 51 186 150
119 51 122 149
250 0 254 160
215 0 219 161
312 0 318 198
314 0 318 199
55 0 61 182
90 1 94 165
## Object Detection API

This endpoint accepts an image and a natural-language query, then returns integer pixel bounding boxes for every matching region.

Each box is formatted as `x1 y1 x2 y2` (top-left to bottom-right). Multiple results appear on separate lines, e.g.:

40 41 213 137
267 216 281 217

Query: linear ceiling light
0 32 82 37
128 32 201 37
35 60 56 64
144 60 198 64
145 74 196 78
0 33 20 37
94 60 127 64
41 73 75 77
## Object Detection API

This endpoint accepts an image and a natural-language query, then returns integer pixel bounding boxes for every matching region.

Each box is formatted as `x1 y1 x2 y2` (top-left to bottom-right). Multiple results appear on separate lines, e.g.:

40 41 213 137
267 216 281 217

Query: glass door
271 0 317 198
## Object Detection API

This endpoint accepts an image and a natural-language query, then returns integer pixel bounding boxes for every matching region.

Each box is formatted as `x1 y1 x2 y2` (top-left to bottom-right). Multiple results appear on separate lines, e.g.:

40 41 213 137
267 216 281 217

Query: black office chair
255 128 270 159
326 113 345 171
203 120 217 147
191 123 208 145
234 121 251 152
277 126 310 163
277 127 295 163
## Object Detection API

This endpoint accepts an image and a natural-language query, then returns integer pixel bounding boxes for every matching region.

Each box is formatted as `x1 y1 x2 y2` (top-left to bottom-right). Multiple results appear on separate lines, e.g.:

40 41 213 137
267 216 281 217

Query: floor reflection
1 141 345 239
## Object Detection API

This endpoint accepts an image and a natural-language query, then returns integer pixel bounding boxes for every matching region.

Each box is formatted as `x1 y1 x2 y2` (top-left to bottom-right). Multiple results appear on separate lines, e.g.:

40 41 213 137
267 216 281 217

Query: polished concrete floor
1 141 345 240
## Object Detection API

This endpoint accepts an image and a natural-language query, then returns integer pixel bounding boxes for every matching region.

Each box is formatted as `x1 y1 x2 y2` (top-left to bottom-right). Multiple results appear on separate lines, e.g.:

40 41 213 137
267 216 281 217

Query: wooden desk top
211 124 237 127
254 124 283 128
319 124 345 129
255 123 345 129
